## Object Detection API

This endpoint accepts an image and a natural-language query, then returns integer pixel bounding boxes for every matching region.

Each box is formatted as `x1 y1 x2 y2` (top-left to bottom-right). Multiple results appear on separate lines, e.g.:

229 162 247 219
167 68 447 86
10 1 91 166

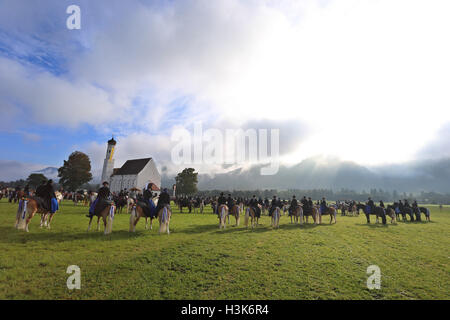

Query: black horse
393 203 415 222
418 207 431 221
357 204 387 224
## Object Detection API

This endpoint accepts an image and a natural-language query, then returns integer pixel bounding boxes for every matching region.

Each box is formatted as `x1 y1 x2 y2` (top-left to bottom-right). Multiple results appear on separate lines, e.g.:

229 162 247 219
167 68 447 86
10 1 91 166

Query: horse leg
102 215 108 235
87 216 93 231
97 216 101 231
145 217 148 230
47 213 55 229
133 215 141 232
366 213 370 224
25 209 37 232
150 217 153 230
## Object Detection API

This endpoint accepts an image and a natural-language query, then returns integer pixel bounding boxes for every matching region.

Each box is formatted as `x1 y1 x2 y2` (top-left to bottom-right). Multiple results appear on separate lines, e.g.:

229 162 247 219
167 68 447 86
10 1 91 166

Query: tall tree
175 168 198 196
26 173 47 188
58 151 93 191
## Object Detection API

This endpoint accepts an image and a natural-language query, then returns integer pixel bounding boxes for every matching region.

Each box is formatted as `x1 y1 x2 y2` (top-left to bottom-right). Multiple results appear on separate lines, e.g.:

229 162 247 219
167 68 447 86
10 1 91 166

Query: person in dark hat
367 197 375 214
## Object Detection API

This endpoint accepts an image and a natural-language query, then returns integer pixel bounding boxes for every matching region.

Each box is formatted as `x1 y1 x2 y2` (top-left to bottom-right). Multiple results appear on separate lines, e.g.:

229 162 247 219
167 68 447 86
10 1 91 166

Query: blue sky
1 0 450 181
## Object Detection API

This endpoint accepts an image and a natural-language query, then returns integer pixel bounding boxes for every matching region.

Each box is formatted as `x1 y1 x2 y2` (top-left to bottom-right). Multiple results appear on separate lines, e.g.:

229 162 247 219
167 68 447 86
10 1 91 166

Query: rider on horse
87 181 111 218
367 197 375 214
320 197 329 214
268 195 278 216
289 195 298 216
155 188 171 215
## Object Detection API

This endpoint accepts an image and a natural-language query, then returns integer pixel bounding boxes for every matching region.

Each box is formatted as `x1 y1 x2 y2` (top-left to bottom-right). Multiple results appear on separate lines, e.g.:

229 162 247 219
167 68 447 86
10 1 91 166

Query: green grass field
0 198 449 300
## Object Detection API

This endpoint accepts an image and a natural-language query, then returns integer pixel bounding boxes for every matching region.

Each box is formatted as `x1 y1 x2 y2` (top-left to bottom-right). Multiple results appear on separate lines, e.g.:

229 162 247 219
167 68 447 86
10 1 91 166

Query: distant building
100 138 161 194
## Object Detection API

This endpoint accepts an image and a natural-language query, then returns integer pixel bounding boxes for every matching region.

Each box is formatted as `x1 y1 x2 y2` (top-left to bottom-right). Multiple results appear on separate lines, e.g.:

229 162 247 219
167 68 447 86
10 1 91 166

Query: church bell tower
101 137 116 184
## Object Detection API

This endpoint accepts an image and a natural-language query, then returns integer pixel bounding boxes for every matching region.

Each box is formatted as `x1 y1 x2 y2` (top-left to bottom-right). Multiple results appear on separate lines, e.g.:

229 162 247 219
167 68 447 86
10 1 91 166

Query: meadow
0 198 448 300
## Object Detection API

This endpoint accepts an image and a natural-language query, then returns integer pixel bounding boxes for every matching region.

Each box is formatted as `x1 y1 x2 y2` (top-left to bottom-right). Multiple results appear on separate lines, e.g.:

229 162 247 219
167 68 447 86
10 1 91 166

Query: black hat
47 179 53 184
103 181 109 186
293 195 296 198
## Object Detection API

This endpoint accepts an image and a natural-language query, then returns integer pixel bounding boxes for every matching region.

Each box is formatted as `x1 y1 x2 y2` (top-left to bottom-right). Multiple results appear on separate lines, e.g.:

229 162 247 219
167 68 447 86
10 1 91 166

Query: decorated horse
129 198 158 232
16 194 59 232
227 203 242 226
357 203 386 224
87 200 116 235
318 204 337 224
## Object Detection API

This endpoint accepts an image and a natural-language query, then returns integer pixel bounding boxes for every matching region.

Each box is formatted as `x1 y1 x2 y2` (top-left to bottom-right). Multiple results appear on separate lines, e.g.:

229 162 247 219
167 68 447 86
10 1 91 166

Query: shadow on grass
0 226 149 243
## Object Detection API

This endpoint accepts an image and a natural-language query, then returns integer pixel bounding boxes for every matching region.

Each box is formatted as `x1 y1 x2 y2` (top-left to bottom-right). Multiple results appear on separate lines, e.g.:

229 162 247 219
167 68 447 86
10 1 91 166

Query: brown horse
87 202 116 235
244 206 258 228
227 204 242 226
16 195 59 232
129 203 157 232
289 206 303 224
158 205 172 234
301 206 319 224
218 204 229 229
318 205 337 224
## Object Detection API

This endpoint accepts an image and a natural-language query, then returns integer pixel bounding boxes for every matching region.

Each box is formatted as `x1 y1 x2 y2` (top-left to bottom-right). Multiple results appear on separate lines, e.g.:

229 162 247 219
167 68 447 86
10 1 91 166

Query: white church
101 137 161 194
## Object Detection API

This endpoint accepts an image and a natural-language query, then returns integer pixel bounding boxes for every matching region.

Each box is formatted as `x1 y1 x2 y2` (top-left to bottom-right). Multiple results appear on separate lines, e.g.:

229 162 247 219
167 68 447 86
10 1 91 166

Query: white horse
271 207 281 228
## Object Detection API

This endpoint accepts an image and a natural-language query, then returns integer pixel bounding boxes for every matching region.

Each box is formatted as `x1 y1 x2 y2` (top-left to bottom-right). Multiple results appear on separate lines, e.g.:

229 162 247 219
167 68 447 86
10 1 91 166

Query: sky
1 0 450 182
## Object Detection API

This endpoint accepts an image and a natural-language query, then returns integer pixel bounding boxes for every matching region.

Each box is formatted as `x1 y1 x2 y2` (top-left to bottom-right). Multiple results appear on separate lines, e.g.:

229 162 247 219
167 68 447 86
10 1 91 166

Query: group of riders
86 181 172 220
8 178 433 232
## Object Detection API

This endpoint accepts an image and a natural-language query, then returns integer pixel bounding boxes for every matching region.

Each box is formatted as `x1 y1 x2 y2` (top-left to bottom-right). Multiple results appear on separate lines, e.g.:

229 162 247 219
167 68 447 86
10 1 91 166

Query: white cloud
2 0 450 169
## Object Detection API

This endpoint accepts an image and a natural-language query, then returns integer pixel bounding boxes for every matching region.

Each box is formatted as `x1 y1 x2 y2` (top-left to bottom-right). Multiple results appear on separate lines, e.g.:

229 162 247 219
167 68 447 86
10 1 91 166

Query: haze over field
1 0 450 191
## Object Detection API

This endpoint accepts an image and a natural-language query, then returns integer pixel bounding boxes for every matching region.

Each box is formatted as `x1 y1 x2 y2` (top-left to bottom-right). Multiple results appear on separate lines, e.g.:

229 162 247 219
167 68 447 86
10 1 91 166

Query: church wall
136 160 161 190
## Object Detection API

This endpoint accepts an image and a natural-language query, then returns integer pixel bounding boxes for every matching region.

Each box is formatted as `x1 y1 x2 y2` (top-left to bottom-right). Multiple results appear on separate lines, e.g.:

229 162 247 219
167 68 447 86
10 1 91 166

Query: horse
357 204 387 224
217 204 228 229
289 205 302 224
418 207 431 221
271 206 281 228
16 196 54 232
244 206 258 229
301 206 318 224
227 203 242 226
394 205 415 222
127 197 135 213
87 200 116 235
318 205 337 224
129 201 157 232
157 205 172 234
115 195 127 214
385 205 398 224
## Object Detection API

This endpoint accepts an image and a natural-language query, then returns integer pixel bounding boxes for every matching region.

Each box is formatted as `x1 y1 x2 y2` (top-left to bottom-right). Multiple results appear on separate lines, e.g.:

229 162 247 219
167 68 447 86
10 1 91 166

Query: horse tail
106 205 115 235
17 199 28 230
244 207 250 227
129 205 136 232
160 206 168 233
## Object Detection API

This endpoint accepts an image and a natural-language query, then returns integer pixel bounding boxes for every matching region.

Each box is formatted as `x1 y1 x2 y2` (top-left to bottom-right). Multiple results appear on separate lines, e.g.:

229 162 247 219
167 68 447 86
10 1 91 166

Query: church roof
112 158 152 176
